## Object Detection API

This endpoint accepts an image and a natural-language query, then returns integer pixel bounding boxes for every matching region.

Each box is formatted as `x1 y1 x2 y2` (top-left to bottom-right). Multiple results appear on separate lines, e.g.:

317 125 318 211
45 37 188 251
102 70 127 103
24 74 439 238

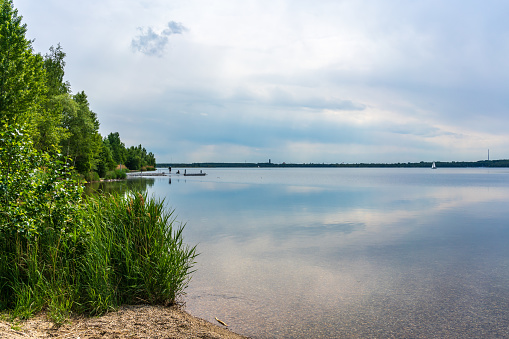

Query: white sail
431 162 436 169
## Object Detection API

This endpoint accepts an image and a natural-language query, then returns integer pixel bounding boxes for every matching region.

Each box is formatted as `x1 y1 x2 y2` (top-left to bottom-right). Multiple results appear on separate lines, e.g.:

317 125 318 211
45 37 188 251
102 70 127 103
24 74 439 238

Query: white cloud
14 0 509 163
131 21 188 56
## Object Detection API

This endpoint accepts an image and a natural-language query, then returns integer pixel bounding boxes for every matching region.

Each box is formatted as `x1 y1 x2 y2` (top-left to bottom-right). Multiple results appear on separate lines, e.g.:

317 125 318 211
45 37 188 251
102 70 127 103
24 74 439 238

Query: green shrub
114 169 127 179
104 171 116 180
0 124 84 321
84 172 100 182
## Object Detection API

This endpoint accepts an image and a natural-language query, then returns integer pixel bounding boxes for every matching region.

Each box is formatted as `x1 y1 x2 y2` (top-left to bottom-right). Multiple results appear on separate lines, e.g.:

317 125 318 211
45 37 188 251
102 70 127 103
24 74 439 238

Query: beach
0 305 249 339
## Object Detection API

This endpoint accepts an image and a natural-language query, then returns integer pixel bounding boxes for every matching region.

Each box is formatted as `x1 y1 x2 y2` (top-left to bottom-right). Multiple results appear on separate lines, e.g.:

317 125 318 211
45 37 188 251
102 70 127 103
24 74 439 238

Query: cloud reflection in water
146 168 509 338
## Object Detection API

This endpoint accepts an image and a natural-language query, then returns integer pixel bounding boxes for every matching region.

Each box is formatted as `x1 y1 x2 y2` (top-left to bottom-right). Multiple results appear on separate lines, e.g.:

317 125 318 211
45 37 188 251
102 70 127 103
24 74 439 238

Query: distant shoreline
158 159 509 169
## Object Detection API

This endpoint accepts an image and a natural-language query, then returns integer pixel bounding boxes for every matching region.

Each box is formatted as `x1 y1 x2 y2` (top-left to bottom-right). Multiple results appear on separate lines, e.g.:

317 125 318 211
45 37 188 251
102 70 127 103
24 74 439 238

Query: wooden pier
126 170 207 177
127 172 167 177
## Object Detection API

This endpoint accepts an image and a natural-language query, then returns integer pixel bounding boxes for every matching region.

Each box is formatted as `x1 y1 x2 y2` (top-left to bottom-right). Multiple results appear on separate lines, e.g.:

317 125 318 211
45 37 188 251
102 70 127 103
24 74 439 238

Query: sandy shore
0 305 249 339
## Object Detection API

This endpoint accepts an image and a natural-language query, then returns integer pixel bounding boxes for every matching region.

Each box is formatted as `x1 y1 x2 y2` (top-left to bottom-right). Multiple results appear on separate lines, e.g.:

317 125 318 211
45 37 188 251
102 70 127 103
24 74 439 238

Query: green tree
107 132 127 165
43 44 70 97
96 138 116 177
32 44 71 152
0 0 45 130
125 146 141 170
125 144 156 170
146 151 156 167
33 93 69 152
60 91 102 174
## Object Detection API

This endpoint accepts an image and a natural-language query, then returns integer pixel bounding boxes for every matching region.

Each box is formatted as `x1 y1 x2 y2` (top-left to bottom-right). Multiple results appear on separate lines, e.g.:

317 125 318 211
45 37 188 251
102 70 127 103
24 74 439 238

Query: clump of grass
80 191 197 313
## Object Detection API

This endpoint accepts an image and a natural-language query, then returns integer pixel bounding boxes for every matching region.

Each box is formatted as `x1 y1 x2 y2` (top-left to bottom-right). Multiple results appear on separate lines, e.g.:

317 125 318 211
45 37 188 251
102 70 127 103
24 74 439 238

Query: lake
114 168 509 338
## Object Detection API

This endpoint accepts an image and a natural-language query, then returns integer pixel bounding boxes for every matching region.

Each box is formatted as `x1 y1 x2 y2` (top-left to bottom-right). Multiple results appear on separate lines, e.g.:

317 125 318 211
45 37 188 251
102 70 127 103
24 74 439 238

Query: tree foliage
0 0 45 128
60 91 102 174
96 138 116 178
106 132 127 166
0 123 82 236
43 44 70 97
32 44 71 152
105 132 155 171
1 0 156 179
126 144 156 170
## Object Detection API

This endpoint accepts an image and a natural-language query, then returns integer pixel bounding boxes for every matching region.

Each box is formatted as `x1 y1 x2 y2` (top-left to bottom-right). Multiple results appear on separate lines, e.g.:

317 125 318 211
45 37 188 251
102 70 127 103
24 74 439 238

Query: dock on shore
127 170 207 177
127 172 167 177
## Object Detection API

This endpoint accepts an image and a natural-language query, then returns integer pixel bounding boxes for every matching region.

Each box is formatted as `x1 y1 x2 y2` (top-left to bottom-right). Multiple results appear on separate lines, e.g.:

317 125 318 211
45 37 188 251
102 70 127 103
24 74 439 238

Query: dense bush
84 171 100 182
0 124 83 321
114 169 127 179
104 169 127 180
104 171 117 180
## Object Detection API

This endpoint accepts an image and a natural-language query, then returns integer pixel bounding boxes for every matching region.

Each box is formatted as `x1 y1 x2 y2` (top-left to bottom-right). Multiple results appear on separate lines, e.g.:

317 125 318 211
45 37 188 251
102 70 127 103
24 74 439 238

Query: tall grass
0 191 197 322
81 191 197 313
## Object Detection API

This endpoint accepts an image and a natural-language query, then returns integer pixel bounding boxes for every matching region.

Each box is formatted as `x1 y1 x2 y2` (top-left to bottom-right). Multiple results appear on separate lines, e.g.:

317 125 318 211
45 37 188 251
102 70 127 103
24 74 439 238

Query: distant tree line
159 160 509 168
104 132 156 174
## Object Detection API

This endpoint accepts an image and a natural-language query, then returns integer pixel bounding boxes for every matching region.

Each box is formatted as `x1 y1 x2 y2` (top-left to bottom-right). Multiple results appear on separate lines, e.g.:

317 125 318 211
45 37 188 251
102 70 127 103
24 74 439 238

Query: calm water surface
137 168 509 338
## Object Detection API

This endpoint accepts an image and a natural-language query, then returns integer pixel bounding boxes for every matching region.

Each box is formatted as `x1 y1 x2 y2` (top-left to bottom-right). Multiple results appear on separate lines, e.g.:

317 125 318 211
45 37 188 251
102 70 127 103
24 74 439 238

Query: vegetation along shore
0 1 245 338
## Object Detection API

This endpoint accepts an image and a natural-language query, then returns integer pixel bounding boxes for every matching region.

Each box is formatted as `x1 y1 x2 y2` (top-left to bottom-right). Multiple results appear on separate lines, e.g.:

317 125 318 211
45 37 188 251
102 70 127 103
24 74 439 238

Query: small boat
431 162 436 169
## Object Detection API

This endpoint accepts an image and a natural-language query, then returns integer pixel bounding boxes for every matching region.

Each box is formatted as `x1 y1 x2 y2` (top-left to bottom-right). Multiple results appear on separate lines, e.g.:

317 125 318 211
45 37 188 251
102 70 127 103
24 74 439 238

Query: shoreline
0 304 249 338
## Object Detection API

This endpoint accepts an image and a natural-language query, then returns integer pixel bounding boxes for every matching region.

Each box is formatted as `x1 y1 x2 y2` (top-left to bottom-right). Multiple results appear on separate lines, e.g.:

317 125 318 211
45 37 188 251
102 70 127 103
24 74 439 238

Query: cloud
131 21 188 56
229 86 366 112
16 0 509 163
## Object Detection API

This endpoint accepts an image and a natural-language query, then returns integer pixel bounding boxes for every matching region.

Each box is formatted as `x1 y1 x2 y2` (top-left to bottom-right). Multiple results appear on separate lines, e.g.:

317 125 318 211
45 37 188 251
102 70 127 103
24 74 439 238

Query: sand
0 305 249 339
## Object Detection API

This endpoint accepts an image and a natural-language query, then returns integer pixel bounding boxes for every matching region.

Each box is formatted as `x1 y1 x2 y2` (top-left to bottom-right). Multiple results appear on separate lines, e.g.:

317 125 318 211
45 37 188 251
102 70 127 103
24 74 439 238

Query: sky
15 0 509 164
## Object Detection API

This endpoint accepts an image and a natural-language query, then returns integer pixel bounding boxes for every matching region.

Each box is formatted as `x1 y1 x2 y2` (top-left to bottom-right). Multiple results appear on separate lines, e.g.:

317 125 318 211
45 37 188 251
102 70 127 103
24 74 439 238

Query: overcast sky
16 0 509 163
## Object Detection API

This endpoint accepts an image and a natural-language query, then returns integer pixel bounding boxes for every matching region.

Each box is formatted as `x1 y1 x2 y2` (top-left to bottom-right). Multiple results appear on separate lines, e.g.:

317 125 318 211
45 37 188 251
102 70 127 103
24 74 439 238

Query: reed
80 191 197 313
0 190 196 322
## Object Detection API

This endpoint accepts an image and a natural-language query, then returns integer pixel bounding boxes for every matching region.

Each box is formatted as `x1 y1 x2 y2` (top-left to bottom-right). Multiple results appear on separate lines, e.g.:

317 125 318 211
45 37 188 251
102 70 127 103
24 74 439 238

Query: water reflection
84 177 155 195
102 169 509 338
